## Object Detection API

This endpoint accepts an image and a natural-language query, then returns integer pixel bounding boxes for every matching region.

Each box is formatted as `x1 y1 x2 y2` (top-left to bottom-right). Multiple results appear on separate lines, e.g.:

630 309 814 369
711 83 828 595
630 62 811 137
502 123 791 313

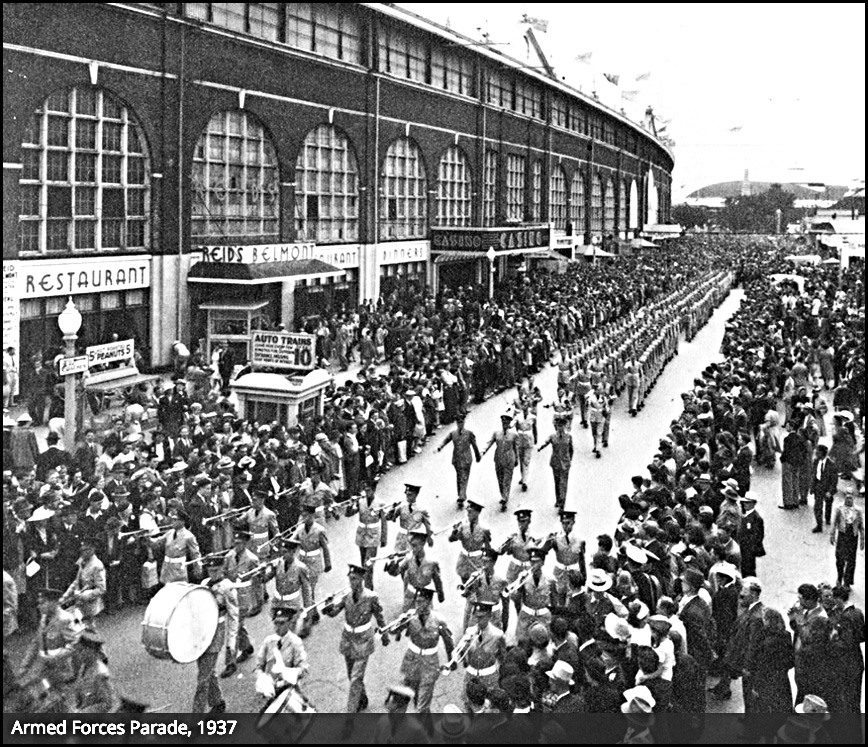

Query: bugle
365 550 405 568
377 608 415 640
202 506 246 525
181 549 232 567
431 520 462 538
299 586 351 617
495 533 517 556
457 569 484 596
501 569 531 598
439 629 479 675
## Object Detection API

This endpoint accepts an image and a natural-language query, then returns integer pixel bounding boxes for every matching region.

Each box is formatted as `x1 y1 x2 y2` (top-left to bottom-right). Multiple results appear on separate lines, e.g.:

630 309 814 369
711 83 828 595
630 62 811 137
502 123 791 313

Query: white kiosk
230 369 333 428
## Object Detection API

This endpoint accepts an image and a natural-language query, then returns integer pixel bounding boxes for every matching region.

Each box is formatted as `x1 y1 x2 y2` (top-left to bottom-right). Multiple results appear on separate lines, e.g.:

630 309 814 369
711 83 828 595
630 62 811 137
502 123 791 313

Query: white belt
235 580 252 588
278 591 301 601
300 549 322 557
252 532 268 540
554 561 581 570
408 643 438 656
510 559 531 567
165 557 186 564
360 522 380 529
397 528 408 535
466 664 497 677
345 621 372 634
463 550 483 558
521 605 550 616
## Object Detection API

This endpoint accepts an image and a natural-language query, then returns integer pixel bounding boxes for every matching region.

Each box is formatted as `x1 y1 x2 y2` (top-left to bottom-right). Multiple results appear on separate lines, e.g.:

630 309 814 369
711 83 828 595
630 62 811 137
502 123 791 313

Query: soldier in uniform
462 548 508 631
400 586 454 714
390 484 432 555
458 600 506 710
571 359 592 428
150 510 201 585
514 547 556 645
253 605 309 705
500 507 537 615
64 629 119 713
448 498 491 584
540 508 586 606
193 556 238 713
243 490 279 559
436 412 482 509
538 416 574 509
291 502 331 623
323 563 388 713
222 529 258 674
267 539 313 617
388 527 444 612
482 413 520 511
346 480 388 589
60 539 106 628
17 587 82 692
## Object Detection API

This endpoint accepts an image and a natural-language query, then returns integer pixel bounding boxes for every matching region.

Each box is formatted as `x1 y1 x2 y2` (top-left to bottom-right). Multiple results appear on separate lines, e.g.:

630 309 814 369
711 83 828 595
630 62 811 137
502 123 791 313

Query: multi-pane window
506 154 525 222
550 166 567 230
191 110 279 241
571 105 588 135
570 171 585 234
620 180 628 231
516 79 542 119
551 97 568 129
19 87 150 254
603 121 616 146
185 3 280 41
482 150 497 227
530 160 542 222
380 137 427 240
436 146 472 227
604 177 615 232
431 49 474 97
378 27 427 83
285 3 361 63
486 69 512 109
295 125 359 242
591 173 603 234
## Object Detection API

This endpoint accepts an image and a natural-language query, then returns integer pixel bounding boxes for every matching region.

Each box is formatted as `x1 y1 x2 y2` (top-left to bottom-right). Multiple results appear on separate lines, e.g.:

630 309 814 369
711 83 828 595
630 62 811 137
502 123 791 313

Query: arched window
380 137 427 239
550 166 567 230
629 180 639 229
295 124 359 242
569 170 585 234
506 154 525 221
19 87 150 254
620 180 628 232
436 146 472 227
604 176 615 232
591 173 603 234
530 160 542 222
647 170 658 225
482 150 497 227
192 110 279 240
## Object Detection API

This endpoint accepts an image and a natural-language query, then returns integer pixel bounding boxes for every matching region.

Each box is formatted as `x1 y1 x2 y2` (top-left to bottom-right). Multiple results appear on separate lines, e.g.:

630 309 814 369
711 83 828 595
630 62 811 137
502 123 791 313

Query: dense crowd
2 235 864 737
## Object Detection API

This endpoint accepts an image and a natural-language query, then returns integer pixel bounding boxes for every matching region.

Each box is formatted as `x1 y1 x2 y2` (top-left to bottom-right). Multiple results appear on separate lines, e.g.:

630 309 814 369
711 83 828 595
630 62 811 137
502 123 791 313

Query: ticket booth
199 301 271 362
230 369 333 428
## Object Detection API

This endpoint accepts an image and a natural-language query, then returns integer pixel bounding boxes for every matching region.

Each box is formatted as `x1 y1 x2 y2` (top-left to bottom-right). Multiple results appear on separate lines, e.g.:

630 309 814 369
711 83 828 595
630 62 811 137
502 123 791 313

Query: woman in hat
752 607 795 715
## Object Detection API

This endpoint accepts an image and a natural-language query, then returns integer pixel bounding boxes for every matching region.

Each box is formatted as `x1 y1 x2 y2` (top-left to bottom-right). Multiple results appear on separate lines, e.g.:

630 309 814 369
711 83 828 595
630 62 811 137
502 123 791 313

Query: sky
397 3 866 201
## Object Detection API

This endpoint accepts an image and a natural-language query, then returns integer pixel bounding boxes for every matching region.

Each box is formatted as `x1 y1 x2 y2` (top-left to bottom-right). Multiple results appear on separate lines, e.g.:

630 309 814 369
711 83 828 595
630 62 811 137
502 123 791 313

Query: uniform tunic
193 577 238 713
272 557 313 611
542 532 586 595
154 527 201 584
450 520 491 581
255 628 309 697
396 553 443 612
541 431 573 507
400 612 453 713
440 427 480 504
503 532 537 584
461 623 505 694
516 571 556 643
392 502 431 554
487 428 519 504
464 572 508 630
244 506 279 558
291 522 330 595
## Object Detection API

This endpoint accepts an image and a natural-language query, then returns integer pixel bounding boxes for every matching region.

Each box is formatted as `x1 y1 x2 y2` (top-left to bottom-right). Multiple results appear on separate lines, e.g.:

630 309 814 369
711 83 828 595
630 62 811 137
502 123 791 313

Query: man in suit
736 492 765 578
811 444 838 533
678 568 714 675
710 576 764 707
72 430 99 483
35 432 73 482
157 379 189 438
539 661 583 712
60 539 107 627
172 425 195 463
187 475 217 556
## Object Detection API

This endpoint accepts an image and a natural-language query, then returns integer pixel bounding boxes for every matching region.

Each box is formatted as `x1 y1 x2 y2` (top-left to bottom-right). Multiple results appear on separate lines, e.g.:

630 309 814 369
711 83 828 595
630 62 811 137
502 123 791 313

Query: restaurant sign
197 243 359 269
431 226 551 254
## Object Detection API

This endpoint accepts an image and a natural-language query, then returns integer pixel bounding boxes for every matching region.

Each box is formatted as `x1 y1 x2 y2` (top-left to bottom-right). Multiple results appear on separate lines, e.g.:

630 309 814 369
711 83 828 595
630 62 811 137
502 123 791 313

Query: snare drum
257 686 315 739
141 582 218 663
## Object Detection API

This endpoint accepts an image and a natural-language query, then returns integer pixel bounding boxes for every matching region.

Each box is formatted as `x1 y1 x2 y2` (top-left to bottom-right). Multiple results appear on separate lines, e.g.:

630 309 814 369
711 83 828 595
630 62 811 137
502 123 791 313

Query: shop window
550 166 567 230
294 124 358 242
506 154 525 222
19 87 150 254
379 137 427 240
126 289 146 307
101 292 122 310
570 170 585 234
436 146 472 227
192 109 279 241
21 299 42 320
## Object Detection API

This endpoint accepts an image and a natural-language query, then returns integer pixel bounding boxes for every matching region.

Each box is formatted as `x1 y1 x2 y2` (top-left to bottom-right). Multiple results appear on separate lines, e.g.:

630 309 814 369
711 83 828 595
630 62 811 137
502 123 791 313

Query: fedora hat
587 569 613 592
546 660 575 686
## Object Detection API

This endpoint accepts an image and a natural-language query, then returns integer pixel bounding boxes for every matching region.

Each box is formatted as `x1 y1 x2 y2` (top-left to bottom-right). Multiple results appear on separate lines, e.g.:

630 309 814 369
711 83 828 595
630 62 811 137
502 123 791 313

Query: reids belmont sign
431 226 551 254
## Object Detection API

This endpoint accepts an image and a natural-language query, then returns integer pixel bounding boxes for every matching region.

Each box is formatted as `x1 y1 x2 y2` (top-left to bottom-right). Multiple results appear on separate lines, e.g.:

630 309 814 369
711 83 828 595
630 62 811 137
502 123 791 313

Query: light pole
58 297 83 452
486 246 496 300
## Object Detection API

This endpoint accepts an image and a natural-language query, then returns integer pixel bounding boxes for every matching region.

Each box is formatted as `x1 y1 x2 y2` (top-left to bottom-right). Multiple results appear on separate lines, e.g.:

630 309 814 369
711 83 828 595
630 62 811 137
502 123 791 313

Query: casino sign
431 225 551 255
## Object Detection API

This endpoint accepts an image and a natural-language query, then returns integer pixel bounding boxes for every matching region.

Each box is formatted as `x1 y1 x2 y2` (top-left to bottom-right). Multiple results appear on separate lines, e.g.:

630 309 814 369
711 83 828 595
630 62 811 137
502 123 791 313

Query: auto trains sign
251 332 316 371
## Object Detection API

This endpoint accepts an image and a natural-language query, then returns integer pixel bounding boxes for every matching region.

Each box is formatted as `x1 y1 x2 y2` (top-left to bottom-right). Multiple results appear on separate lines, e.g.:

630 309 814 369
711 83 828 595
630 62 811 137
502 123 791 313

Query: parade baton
202 506 247 525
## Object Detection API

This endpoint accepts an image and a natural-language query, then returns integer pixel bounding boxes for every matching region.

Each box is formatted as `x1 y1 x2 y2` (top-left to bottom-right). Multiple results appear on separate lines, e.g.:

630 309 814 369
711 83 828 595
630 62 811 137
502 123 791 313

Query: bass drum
257 687 315 742
141 582 218 663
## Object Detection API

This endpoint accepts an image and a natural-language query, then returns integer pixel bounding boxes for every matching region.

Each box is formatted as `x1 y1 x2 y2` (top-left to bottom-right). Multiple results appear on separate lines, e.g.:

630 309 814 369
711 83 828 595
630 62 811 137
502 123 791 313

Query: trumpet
431 521 461 538
181 549 232 567
440 628 479 675
365 550 406 568
501 569 531 598
259 519 306 551
118 525 171 539
458 569 484 596
330 495 360 514
377 608 415 640
202 506 247 525
495 533 517 556
300 586 351 617
236 558 279 581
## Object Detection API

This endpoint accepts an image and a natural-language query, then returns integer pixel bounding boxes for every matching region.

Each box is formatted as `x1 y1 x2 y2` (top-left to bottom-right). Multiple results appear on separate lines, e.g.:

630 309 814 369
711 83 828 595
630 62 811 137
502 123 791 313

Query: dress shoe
220 662 237 678
236 646 254 663
811 526 823 533
357 693 369 712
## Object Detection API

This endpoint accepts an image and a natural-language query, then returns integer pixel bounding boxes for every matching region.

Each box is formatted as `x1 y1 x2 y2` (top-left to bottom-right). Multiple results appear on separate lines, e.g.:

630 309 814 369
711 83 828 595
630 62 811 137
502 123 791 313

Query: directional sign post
59 356 89 377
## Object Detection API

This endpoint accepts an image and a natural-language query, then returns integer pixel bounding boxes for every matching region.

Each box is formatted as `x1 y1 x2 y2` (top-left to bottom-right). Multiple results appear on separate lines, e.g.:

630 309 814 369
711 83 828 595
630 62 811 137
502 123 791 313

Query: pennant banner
635 72 651 81
521 14 549 32
603 73 620 86
728 125 743 132
621 90 640 101
575 52 593 63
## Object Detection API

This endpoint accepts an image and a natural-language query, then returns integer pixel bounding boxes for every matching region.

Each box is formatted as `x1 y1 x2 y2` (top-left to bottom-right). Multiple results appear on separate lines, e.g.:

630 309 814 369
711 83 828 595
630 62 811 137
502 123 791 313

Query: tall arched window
591 173 603 234
629 180 639 229
19 87 150 254
436 146 472 227
604 176 615 232
192 110 279 240
295 124 359 242
482 150 497 227
380 137 427 239
647 170 658 225
530 160 542 222
569 170 585 235
620 180 628 232
549 166 567 230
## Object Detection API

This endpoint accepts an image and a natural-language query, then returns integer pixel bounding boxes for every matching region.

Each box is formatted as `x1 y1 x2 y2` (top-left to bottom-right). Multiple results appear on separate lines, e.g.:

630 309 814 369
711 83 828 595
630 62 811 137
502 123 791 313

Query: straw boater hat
587 569 613 592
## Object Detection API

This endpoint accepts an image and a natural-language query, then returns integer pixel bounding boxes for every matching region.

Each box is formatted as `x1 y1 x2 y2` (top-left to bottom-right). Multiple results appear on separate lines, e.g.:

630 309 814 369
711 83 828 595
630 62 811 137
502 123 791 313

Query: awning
523 249 570 261
433 247 550 263
188 259 344 284
84 372 161 392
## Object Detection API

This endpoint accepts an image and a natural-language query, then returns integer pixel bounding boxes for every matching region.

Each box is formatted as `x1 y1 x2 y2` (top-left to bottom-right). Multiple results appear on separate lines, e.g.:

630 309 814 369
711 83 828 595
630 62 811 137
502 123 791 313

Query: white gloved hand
255 672 275 700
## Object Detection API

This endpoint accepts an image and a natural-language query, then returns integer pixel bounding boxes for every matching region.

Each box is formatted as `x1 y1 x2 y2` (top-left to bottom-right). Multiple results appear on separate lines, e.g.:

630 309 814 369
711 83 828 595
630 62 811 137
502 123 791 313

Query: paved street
8 286 862 715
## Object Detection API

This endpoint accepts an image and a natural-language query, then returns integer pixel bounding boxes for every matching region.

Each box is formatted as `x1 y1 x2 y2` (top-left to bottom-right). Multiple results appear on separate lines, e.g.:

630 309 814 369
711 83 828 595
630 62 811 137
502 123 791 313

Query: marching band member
323 563 388 713
500 507 537 614
222 529 259 674
243 490 279 560
291 502 331 623
65 629 120 713
539 508 586 606
390 484 432 554
448 498 491 583
514 548 556 646
462 548 508 631
254 606 309 702
346 479 389 590
17 587 81 691
150 510 201 584
458 600 505 709
59 538 106 628
400 585 453 714
267 539 313 618
388 527 444 612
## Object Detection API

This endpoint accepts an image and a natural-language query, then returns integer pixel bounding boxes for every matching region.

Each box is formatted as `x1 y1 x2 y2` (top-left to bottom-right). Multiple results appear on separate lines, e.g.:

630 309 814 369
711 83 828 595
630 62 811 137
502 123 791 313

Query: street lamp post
486 246 496 300
58 297 83 452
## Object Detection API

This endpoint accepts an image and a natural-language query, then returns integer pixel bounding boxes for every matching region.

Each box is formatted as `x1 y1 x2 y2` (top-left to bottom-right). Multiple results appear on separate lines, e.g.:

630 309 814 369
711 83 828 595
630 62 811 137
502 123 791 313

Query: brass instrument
431 520 462 538
259 519 306 551
440 628 480 675
299 586 352 617
236 558 280 581
377 608 415 641
501 569 531 598
495 533 517 556
457 569 485 596
118 524 172 539
181 549 232 567
202 506 247 525
365 550 406 568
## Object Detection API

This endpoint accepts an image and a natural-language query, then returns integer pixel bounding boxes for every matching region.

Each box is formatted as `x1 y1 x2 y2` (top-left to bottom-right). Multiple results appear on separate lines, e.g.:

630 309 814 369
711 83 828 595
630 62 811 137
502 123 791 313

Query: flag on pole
521 14 549 32
621 90 640 101
635 72 651 81
575 52 593 64
603 73 620 86
728 125 743 132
